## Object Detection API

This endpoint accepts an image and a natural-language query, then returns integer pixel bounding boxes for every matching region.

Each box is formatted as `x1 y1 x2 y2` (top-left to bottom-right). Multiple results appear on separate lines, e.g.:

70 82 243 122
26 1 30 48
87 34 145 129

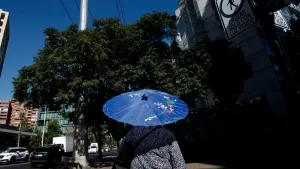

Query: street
0 162 30 169
0 150 118 169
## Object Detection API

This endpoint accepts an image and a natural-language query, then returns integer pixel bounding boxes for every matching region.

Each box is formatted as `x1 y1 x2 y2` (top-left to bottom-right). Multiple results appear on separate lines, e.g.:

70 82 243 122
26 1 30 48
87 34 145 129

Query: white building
0 9 9 77
176 0 299 115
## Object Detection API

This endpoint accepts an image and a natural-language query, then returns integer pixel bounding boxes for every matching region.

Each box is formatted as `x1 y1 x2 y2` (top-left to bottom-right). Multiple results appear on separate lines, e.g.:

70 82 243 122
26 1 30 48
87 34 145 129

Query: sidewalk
187 163 224 169
91 156 225 169
98 163 224 169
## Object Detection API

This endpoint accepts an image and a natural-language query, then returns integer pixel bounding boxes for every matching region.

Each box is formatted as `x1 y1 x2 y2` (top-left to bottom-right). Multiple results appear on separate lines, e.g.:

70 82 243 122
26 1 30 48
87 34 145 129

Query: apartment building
175 0 298 115
0 9 9 77
7 99 38 129
0 100 9 124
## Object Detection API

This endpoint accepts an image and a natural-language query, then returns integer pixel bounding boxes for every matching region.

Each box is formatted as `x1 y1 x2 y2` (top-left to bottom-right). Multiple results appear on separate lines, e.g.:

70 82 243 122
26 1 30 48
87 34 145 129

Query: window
35 148 49 152
5 149 18 153
0 13 5 20
281 7 290 16
281 7 291 23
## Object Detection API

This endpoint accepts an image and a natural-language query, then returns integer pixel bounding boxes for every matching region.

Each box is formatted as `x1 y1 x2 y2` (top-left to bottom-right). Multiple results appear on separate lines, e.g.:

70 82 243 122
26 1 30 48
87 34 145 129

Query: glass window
35 148 49 152
0 13 5 20
281 7 290 16
5 149 18 153
281 8 292 23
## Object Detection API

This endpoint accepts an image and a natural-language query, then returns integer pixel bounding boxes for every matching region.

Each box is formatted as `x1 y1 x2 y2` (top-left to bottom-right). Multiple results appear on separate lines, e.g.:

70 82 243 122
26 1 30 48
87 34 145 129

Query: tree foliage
29 129 42 152
17 107 30 147
45 119 63 144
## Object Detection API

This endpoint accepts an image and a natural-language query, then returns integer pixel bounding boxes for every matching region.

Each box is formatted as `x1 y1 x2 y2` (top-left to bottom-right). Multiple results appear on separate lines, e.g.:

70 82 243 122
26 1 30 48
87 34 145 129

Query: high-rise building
7 99 39 129
0 9 10 77
175 0 298 115
0 100 9 124
37 106 74 134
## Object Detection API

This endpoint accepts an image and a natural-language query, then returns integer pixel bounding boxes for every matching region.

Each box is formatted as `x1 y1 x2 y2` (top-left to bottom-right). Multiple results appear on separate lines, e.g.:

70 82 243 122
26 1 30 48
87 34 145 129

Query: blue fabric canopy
103 89 189 126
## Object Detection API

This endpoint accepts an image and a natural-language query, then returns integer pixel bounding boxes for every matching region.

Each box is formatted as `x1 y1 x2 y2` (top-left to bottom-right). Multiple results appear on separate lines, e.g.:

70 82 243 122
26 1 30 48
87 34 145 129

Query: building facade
176 0 299 115
0 9 9 77
0 100 39 129
7 99 38 129
37 106 74 134
0 100 9 124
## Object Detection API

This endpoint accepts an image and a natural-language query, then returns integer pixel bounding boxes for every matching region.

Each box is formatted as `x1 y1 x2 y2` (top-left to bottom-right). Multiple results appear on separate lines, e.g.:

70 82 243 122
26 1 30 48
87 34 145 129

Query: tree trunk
17 126 21 147
97 140 103 160
73 114 89 167
98 149 103 160
117 139 120 149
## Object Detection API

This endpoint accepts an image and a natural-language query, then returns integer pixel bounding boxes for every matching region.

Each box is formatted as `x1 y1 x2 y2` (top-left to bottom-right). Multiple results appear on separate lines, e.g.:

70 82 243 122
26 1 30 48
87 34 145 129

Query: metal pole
80 0 88 31
41 104 47 146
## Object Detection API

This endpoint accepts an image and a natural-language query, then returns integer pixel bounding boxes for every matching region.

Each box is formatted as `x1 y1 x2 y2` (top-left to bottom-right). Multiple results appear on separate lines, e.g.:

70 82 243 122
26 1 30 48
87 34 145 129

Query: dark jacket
118 126 186 169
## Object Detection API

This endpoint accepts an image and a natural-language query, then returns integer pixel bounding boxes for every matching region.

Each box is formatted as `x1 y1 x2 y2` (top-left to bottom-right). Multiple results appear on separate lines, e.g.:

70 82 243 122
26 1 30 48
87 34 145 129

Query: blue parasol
103 89 189 126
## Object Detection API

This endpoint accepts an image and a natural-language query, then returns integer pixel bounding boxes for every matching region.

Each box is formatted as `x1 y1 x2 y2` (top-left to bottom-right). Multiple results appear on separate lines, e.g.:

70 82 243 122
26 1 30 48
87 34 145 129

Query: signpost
216 0 257 40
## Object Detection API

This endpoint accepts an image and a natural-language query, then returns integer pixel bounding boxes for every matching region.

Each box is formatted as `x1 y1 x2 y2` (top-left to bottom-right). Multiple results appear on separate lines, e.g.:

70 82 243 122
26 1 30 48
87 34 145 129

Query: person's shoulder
156 127 176 139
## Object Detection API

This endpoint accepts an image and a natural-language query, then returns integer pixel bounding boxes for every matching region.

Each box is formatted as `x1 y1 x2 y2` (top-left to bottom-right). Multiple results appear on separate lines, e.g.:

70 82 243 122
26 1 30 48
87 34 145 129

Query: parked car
31 145 65 168
0 147 29 163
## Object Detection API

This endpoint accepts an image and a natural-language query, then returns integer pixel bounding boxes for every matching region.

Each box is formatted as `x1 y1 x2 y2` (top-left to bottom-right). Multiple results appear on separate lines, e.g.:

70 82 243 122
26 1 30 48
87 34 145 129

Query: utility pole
80 0 88 31
41 104 47 146
74 0 89 167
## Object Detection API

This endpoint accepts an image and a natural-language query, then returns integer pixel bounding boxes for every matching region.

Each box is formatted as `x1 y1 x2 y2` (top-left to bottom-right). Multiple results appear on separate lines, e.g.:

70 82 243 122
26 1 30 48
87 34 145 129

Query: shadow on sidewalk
180 141 300 169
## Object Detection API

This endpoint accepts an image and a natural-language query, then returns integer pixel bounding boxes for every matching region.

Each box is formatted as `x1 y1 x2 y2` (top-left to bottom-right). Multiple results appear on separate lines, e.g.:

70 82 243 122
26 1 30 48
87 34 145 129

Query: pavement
0 162 224 169
98 162 225 169
0 151 243 169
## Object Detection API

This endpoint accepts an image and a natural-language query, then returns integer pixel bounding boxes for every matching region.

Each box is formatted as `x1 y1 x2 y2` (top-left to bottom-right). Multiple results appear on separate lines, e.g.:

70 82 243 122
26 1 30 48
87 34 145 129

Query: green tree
29 129 42 152
45 119 63 144
17 106 29 147
12 11 251 165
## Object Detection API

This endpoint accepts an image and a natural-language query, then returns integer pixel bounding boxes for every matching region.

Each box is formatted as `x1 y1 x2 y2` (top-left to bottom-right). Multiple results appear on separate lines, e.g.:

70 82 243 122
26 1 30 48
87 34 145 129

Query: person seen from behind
113 125 186 169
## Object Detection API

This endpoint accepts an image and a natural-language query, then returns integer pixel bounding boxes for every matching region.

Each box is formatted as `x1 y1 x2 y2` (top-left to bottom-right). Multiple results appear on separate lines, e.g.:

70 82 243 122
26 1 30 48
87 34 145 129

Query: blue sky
0 0 178 100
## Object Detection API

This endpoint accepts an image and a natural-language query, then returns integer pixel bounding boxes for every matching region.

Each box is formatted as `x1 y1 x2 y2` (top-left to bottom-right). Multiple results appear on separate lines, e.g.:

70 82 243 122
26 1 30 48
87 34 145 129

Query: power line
73 0 80 10
119 0 127 25
88 6 94 19
115 0 123 24
60 0 75 24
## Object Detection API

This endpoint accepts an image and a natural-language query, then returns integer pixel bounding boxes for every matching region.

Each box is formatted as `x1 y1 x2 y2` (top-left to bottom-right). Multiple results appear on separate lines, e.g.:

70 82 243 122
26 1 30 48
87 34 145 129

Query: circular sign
220 0 245 18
